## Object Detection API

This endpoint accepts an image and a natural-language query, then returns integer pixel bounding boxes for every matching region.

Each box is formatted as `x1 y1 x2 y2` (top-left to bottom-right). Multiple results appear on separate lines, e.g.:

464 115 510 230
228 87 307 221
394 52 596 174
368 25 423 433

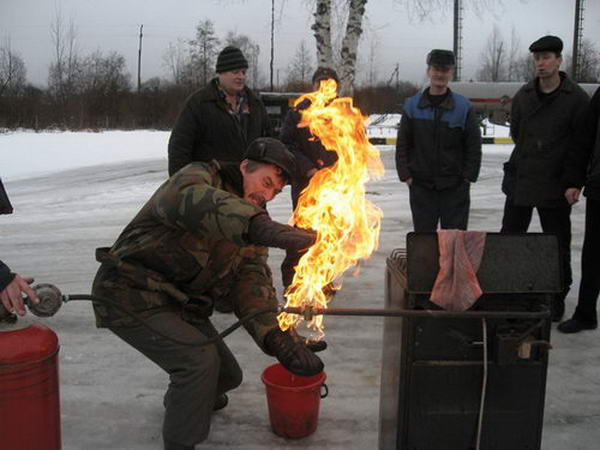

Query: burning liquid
278 79 384 337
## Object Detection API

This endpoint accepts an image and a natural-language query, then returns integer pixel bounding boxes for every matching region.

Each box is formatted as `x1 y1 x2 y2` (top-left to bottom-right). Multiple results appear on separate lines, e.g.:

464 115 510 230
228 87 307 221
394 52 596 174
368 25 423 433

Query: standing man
92 138 324 450
168 46 272 176
500 35 591 322
279 67 339 291
395 49 482 232
558 87 600 333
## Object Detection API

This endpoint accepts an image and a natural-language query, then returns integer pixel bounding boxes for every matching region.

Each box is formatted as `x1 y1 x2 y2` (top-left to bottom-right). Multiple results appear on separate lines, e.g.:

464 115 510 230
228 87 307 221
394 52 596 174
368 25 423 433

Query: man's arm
462 106 483 182
168 96 204 176
395 113 412 183
562 93 593 200
279 108 315 178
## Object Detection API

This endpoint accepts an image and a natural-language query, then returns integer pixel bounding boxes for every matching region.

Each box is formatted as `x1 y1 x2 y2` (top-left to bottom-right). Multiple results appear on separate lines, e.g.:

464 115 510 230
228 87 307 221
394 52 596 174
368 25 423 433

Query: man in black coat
558 87 600 333
500 35 592 322
395 49 482 232
167 46 272 176
278 67 339 291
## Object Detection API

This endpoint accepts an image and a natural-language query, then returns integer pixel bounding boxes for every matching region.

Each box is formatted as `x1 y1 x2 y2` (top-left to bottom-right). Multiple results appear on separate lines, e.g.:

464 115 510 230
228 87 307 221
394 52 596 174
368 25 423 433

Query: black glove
289 327 327 353
248 213 316 252
264 328 324 377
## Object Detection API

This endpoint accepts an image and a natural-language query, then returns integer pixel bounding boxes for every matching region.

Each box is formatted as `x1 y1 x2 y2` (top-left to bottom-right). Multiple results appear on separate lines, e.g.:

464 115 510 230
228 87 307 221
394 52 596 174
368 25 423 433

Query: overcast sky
1 0 599 89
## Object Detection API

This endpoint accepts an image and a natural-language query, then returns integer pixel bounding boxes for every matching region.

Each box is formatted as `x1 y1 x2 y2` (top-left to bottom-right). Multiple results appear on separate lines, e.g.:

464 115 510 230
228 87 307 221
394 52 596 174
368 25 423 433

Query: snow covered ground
1 130 598 449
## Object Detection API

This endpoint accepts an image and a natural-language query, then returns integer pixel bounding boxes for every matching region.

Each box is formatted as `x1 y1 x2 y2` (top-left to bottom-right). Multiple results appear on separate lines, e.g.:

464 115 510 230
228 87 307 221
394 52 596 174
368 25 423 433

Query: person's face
240 161 285 207
427 65 454 89
218 68 247 95
533 51 562 79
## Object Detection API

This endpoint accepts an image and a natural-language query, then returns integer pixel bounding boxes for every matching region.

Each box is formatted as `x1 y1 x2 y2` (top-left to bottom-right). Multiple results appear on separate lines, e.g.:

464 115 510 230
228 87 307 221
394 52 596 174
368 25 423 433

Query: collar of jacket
199 78 255 108
418 87 455 110
523 71 574 94
217 161 244 197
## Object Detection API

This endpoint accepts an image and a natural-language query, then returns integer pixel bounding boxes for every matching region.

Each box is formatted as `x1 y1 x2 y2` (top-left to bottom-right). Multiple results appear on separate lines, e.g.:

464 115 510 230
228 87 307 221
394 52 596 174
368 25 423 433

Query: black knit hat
245 138 296 184
529 35 563 54
427 49 456 67
216 46 249 73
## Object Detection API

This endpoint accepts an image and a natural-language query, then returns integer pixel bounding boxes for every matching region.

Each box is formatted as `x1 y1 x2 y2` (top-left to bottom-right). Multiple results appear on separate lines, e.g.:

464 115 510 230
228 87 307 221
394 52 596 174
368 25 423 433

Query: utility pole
137 24 143 92
270 0 275 91
572 0 584 82
453 0 463 81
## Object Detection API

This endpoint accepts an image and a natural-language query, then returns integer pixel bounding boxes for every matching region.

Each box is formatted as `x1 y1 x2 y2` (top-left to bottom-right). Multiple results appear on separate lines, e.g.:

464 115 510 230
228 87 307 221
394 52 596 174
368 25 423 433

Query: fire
278 78 384 336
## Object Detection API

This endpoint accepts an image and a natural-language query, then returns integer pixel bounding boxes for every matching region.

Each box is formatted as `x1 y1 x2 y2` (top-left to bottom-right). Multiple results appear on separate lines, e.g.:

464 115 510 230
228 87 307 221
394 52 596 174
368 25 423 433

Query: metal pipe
281 306 550 320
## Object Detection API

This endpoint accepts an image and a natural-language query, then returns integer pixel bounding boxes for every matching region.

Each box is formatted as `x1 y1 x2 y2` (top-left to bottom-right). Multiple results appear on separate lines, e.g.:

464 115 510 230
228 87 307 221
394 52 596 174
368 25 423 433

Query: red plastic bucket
261 363 328 438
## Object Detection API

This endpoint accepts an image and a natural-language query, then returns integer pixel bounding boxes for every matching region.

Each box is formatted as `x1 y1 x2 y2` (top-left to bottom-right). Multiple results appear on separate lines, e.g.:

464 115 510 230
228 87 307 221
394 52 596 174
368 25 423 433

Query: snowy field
1 129 599 450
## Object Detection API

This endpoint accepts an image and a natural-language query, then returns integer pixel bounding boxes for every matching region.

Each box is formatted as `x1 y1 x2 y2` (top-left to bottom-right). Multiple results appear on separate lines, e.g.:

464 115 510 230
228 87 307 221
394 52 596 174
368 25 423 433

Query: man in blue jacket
395 49 482 232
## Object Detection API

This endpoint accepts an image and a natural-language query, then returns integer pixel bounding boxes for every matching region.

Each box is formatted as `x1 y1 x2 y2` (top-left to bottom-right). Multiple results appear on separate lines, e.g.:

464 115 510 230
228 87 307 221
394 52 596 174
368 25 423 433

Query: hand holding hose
264 328 324 377
0 275 39 316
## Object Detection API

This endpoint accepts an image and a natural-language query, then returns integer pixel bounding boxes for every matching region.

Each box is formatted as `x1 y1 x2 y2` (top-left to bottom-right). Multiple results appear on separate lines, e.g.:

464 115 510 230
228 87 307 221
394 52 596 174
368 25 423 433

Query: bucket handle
321 382 329 399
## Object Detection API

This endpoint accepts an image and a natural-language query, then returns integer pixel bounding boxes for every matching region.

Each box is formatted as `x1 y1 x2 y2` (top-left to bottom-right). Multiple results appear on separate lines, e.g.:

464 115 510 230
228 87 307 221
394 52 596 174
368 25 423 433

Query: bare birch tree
48 9 81 105
312 0 368 95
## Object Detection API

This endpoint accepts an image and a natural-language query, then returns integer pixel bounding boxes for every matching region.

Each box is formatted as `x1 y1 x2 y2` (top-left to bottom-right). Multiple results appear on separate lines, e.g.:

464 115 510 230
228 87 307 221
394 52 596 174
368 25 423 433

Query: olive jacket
92 161 279 352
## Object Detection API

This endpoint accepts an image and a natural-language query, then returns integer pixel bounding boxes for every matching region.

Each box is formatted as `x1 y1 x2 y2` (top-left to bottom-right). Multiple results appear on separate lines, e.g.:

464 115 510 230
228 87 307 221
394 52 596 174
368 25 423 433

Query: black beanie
216 46 248 73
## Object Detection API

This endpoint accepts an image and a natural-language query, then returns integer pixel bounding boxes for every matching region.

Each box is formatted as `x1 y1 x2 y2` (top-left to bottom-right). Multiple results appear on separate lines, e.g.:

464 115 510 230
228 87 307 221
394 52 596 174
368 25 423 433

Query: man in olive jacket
500 36 592 322
167 46 272 176
396 49 482 232
92 138 323 450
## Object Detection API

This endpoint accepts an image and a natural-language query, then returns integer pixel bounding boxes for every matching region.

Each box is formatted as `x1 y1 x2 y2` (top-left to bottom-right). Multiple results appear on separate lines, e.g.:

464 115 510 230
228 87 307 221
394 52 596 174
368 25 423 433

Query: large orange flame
278 79 384 336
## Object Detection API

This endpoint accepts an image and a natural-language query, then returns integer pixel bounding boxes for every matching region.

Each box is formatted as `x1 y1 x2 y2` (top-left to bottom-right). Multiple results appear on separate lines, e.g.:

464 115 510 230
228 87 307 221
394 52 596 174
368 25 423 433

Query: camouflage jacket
91 161 280 351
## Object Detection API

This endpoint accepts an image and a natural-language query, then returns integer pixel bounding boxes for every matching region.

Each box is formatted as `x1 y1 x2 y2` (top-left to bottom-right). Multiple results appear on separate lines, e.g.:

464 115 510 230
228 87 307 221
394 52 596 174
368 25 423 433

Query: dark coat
279 98 338 206
395 88 482 190
0 259 15 291
168 78 272 176
584 87 600 200
502 73 592 207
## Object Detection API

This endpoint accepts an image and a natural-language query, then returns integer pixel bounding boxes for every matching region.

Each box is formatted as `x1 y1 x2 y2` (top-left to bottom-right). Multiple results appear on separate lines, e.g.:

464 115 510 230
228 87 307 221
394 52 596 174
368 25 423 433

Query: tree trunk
339 0 367 96
312 0 333 68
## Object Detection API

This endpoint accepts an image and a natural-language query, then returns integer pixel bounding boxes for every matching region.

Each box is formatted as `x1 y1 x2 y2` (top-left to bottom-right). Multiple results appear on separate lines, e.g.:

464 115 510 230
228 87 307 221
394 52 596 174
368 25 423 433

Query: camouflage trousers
109 311 242 446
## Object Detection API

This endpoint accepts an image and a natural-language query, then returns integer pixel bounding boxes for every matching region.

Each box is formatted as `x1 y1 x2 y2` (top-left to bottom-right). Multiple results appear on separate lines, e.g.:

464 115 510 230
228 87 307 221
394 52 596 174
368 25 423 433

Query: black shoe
214 298 234 313
557 318 598 334
213 393 228 411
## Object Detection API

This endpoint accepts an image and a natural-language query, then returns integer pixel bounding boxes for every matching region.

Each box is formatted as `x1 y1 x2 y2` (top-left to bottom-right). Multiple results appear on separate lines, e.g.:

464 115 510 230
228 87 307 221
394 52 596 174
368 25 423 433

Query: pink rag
429 229 487 312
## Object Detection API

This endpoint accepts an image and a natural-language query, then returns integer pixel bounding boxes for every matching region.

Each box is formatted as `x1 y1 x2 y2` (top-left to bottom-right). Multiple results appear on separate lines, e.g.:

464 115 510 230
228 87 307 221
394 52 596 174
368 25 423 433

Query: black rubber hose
65 294 278 347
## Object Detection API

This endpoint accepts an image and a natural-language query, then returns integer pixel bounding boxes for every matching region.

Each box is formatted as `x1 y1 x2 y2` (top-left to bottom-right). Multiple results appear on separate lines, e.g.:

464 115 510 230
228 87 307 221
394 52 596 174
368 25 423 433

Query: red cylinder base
0 322 61 449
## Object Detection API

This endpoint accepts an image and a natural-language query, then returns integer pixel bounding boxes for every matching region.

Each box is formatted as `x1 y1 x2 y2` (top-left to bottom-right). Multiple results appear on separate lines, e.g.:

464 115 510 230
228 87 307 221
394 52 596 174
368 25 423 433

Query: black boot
164 438 194 450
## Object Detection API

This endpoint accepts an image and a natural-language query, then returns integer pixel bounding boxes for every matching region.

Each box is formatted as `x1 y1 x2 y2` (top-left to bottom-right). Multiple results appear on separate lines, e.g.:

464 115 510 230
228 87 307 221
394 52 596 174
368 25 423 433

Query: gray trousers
110 311 242 446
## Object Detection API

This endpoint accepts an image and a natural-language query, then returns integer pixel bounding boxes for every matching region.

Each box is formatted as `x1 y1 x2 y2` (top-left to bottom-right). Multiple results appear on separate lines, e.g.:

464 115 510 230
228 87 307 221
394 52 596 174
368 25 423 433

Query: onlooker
558 87 600 333
168 46 272 176
0 178 39 321
92 138 323 450
500 35 592 322
279 66 339 291
395 49 482 232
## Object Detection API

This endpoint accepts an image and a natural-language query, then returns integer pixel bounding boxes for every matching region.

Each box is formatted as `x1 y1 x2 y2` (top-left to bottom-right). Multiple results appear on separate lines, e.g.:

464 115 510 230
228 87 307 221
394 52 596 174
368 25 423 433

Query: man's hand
565 188 581 205
405 177 413 186
264 328 324 377
0 275 39 316
248 213 316 252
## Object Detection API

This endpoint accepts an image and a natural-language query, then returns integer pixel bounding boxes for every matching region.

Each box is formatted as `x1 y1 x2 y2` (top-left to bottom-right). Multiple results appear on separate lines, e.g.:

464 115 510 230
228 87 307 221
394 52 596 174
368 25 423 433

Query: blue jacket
395 88 482 190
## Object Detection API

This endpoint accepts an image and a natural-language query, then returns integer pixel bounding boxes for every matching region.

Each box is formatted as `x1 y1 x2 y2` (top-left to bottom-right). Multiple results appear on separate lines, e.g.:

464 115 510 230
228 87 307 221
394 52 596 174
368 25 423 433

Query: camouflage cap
245 137 297 184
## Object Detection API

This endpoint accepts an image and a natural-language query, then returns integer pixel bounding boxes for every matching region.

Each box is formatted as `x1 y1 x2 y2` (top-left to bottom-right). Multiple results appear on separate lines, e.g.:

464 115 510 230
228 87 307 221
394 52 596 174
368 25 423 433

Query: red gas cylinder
0 322 61 449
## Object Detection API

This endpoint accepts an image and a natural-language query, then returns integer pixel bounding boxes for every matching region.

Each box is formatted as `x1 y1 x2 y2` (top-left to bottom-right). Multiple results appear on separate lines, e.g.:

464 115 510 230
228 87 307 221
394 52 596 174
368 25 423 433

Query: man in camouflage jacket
92 138 323 450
